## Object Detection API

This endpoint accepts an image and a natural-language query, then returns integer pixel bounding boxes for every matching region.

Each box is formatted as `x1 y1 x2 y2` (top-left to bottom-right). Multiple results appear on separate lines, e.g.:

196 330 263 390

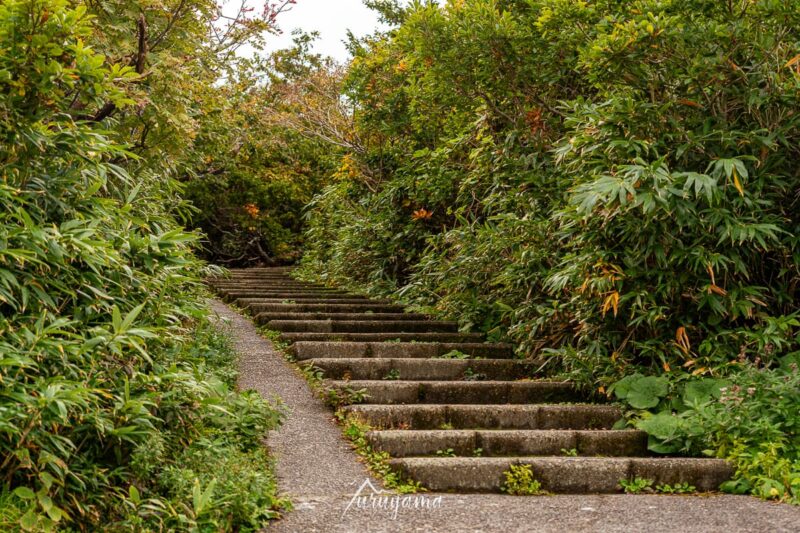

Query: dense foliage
0 1 287 529
296 0 800 503
183 38 340 266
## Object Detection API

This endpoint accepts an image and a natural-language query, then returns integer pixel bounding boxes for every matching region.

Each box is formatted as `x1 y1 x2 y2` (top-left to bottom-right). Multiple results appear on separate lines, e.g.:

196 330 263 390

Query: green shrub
625 365 800 504
297 0 800 505
0 2 285 529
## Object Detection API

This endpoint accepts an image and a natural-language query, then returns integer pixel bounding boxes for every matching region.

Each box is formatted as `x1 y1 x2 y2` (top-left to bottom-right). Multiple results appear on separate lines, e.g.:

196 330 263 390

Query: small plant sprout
502 464 544 496
384 369 401 380
619 477 655 494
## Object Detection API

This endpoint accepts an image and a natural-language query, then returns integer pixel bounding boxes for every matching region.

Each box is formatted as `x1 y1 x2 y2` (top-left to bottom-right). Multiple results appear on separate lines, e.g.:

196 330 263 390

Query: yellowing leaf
709 284 727 296
784 53 800 69
732 167 744 196
602 291 620 317
675 326 691 354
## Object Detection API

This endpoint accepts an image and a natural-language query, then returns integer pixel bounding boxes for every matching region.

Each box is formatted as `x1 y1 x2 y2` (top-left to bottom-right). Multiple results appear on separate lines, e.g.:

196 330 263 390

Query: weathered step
217 288 351 295
343 404 621 430
223 292 367 301
366 429 648 457
388 456 732 493
278 332 485 343
246 303 406 315
211 279 328 285
255 312 430 324
212 284 341 292
306 358 531 380
233 297 391 306
327 380 578 404
266 319 459 333
291 341 516 360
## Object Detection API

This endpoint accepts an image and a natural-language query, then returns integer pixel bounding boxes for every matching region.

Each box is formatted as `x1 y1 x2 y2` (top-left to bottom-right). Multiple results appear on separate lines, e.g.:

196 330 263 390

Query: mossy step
247 303 406 315
279 332 485 343
222 292 369 301
327 380 578 404
388 456 732 493
306 358 531 380
343 404 621 430
366 429 648 457
255 312 430 324
291 341 515 360
266 319 459 333
233 297 391 306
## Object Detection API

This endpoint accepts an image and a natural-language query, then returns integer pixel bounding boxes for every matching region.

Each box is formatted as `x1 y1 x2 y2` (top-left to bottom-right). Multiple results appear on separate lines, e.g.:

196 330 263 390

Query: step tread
388 456 733 493
366 428 649 457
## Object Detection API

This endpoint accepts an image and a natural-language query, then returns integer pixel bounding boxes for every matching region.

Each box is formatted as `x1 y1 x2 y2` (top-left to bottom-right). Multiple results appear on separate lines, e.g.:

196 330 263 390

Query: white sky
261 0 389 62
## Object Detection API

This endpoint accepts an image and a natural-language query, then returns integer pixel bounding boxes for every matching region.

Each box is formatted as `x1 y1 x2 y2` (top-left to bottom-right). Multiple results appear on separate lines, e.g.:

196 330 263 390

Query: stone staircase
211 267 732 494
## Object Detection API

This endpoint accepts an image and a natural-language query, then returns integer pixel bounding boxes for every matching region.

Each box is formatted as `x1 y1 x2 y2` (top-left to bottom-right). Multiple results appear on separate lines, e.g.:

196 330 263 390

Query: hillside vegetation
294 0 800 504
0 1 289 530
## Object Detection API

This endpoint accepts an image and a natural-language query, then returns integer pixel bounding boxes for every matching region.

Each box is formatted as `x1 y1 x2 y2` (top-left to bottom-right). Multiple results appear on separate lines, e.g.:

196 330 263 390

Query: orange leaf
677 98 703 109
706 263 716 285
709 284 727 296
602 291 620 317
784 53 800 69
675 326 691 354
412 208 433 221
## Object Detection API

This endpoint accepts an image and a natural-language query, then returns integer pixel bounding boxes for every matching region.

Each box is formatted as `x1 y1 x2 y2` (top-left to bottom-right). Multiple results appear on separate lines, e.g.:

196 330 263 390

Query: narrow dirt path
211 298 800 533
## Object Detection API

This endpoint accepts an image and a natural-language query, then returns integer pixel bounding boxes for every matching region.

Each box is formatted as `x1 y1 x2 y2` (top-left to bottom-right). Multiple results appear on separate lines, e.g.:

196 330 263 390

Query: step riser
388 457 732 493
279 332 484 343
266 320 459 333
255 313 430 324
291 342 515 360
212 285 342 291
222 293 367 300
328 381 578 404
307 359 529 380
247 304 406 315
233 298 390 306
344 405 622 430
366 430 648 457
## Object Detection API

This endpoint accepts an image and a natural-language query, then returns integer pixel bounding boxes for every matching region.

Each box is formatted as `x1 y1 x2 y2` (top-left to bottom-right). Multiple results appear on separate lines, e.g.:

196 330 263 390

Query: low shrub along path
210 268 800 532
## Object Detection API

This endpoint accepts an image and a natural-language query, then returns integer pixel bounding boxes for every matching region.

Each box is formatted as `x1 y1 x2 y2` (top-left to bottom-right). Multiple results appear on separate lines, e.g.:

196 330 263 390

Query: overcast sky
260 0 390 62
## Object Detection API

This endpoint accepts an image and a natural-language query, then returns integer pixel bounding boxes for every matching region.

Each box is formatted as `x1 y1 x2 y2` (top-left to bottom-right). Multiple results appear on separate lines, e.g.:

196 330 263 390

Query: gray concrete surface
210 299 800 533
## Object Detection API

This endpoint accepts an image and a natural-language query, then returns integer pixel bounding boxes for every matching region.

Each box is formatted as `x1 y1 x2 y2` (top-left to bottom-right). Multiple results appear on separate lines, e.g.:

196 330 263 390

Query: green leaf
682 378 729 406
19 509 37 531
612 373 644 400
13 487 35 500
625 376 669 409
636 412 681 440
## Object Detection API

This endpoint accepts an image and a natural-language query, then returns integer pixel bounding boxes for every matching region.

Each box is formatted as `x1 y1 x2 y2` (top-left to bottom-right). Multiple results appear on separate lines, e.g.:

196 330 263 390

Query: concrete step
343 404 621 430
388 456 732 493
291 341 516 360
306 358 531 380
366 429 648 457
233 297 391 306
326 380 578 404
222 292 369 301
212 284 341 291
246 303 407 315
266 319 460 333
255 312 430 324
278 332 485 343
